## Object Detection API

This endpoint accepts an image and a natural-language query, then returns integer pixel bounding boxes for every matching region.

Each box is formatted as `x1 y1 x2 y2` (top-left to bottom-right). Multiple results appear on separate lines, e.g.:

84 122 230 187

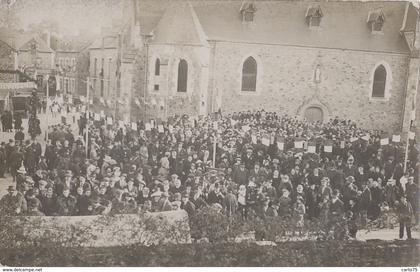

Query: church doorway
304 106 324 123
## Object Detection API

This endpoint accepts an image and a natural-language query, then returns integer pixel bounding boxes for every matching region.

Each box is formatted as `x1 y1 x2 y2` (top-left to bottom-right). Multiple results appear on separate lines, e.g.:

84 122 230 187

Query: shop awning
0 82 37 98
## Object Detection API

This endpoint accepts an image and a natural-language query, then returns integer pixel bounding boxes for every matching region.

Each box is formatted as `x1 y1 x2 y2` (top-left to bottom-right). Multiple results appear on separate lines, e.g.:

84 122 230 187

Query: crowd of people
0 110 418 240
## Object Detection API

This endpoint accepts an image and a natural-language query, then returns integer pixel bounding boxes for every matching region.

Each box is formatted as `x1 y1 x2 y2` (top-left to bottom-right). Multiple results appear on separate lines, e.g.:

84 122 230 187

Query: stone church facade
124 0 419 134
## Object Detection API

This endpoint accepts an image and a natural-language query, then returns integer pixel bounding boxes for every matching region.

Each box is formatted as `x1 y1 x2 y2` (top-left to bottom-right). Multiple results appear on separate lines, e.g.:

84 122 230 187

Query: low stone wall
7 210 191 247
1 240 418 267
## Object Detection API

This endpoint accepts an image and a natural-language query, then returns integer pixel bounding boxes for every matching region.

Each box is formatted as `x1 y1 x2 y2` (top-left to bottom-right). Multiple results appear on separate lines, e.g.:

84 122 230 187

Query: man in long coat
396 195 414 239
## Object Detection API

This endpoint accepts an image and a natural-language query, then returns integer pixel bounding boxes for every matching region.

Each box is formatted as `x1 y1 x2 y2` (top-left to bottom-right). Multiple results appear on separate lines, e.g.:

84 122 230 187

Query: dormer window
367 9 385 33
306 5 323 28
240 2 256 23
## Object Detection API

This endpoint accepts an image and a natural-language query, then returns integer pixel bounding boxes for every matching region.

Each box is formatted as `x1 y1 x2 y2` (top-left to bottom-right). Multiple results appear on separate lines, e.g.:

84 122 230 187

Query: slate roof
136 0 418 53
53 36 92 52
0 29 54 53
149 2 208 46
88 36 119 49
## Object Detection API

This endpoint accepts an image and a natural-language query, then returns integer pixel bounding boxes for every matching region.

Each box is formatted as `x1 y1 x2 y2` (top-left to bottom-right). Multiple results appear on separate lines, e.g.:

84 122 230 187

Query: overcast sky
1 0 419 36
2 0 123 36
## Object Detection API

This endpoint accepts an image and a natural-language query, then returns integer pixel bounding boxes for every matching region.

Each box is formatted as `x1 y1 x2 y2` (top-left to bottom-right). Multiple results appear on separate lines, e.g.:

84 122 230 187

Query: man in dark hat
329 189 344 220
56 186 77 216
14 128 24 146
405 176 419 224
9 146 23 181
180 192 196 217
396 195 414 239
242 147 255 170
0 186 27 215
223 187 237 217
232 163 249 185
358 181 371 227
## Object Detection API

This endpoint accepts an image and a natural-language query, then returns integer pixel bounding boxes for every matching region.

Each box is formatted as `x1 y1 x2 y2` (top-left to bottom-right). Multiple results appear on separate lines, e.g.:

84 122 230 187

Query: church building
123 0 419 134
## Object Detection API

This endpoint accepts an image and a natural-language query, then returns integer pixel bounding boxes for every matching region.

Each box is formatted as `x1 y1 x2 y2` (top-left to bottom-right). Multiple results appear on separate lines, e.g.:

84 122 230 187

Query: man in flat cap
0 186 27 215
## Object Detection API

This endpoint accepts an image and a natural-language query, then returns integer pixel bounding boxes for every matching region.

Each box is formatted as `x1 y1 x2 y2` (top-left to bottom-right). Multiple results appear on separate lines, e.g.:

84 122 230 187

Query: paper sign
213 121 218 130
150 120 155 128
350 137 358 143
242 125 250 132
324 145 333 153
392 135 401 143
262 137 270 146
106 117 113 125
145 123 151 131
168 125 174 133
94 113 100 121
380 138 389 145
277 142 284 151
158 125 164 133
340 141 345 149
89 99 93 105
131 122 137 131
361 135 370 141
408 131 415 140
308 145 316 153
294 141 304 149
251 135 257 144
100 110 105 117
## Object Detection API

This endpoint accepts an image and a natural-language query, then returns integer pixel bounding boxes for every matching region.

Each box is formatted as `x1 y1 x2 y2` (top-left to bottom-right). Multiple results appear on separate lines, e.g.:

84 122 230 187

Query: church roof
148 2 208 46
136 0 417 53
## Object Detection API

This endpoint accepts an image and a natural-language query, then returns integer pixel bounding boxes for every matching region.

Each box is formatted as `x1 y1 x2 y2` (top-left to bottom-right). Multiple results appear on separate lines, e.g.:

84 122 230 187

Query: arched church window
155 58 160 76
177 59 188 92
372 65 386 98
241 57 257 92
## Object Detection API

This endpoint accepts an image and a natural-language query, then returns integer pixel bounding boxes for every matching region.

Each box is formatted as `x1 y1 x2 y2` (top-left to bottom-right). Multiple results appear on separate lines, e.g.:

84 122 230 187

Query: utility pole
212 121 218 168
45 75 49 141
403 98 416 173
85 77 90 157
